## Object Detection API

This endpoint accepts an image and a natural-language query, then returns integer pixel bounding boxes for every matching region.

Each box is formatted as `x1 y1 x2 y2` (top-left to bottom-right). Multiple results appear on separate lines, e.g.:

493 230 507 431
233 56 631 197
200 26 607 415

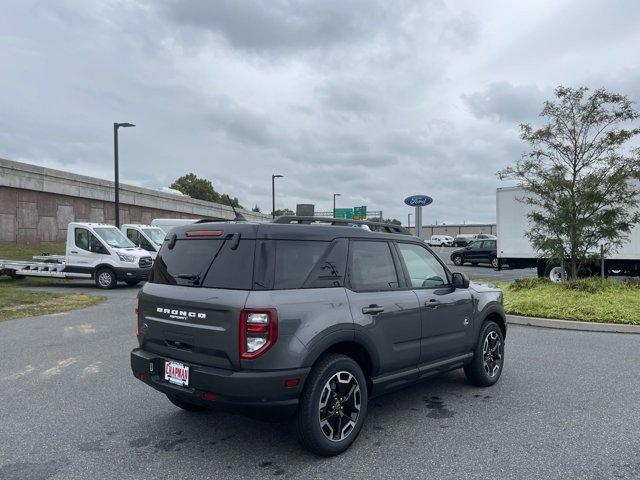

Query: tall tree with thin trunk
498 86 640 279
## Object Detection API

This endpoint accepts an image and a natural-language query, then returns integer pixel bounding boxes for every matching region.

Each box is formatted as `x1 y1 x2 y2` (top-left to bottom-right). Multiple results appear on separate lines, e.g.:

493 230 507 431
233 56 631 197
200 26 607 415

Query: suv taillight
239 308 278 359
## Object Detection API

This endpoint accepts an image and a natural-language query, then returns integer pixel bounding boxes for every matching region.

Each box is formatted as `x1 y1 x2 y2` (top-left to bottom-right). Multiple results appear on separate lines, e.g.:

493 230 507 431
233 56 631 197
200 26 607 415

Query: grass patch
498 278 640 325
0 242 65 260
0 276 103 322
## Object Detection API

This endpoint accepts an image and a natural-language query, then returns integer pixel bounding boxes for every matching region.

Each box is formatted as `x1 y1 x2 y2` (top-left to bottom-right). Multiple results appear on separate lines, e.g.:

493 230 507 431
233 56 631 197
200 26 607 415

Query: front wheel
95 267 117 289
452 255 464 266
490 256 499 269
464 321 505 387
296 354 368 457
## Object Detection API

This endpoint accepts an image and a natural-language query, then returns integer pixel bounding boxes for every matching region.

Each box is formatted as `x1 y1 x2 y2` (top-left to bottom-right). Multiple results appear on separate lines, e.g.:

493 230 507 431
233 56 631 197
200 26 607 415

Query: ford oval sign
404 195 433 207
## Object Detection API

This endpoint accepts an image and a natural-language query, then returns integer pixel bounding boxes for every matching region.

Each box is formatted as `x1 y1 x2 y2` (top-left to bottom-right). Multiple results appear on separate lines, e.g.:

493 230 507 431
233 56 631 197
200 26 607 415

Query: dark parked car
450 239 498 268
452 234 477 247
131 219 506 456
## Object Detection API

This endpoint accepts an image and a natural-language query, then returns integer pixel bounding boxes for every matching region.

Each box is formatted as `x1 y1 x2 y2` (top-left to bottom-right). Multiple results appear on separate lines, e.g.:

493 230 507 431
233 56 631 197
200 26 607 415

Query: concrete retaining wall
0 158 270 244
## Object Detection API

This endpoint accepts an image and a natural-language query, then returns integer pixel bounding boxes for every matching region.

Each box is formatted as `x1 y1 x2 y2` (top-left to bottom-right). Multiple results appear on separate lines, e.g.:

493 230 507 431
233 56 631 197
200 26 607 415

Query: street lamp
272 174 283 219
333 193 341 217
113 122 135 228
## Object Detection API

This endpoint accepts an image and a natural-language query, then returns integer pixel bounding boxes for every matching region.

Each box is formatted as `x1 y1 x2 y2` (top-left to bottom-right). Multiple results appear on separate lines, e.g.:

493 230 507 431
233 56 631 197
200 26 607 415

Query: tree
252 205 261 213
498 86 640 279
170 173 244 209
273 208 295 217
381 218 402 225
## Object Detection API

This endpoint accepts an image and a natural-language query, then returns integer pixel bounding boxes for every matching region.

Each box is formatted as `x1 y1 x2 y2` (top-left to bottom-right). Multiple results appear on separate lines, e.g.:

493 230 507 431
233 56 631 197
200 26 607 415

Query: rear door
394 241 474 364
345 240 421 375
139 226 256 370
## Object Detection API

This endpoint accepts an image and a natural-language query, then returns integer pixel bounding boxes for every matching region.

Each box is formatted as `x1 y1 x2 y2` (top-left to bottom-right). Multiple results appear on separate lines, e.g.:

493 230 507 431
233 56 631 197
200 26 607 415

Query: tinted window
349 241 399 291
397 243 448 288
483 240 496 249
467 241 482 250
274 241 329 289
150 238 255 289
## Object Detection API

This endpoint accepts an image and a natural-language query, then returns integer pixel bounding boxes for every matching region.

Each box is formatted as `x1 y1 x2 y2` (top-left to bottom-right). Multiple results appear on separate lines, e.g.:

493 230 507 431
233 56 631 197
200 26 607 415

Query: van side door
345 240 421 376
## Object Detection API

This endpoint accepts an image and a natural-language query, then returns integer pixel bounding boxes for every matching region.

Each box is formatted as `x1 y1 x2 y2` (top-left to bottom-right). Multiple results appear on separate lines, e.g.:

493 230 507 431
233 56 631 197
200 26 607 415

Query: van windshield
142 228 166 246
94 227 135 248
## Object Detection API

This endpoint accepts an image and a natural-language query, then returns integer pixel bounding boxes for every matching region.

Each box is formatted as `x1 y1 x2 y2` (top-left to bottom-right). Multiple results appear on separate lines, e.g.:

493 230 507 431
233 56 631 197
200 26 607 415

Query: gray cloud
462 82 547 123
2 0 640 224
158 0 413 53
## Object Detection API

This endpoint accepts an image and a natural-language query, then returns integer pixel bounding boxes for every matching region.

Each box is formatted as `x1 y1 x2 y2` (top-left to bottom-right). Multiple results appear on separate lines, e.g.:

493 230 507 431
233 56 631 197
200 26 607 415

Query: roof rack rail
273 216 410 235
193 217 231 224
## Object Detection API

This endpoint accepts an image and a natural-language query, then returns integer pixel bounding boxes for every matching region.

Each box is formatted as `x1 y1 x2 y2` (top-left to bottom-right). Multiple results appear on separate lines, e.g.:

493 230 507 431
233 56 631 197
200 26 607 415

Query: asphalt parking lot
431 246 537 282
1 283 639 480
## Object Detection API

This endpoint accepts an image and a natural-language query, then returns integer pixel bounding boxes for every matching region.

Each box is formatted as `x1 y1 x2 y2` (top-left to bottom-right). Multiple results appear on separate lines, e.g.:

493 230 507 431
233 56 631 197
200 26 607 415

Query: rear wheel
490 256 499 268
296 354 368 456
543 263 568 283
166 394 207 412
452 255 464 266
95 267 117 289
464 321 504 387
7 270 26 280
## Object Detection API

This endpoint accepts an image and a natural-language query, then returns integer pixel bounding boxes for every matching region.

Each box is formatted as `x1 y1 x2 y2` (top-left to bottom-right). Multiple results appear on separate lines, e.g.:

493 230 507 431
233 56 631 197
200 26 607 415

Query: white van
0 222 153 289
428 235 453 247
121 224 167 259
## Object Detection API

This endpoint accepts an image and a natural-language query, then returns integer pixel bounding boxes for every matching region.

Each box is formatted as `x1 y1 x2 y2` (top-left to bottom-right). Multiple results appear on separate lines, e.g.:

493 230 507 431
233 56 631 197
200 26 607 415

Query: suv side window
467 241 482 250
484 240 496 249
348 240 400 291
397 242 448 288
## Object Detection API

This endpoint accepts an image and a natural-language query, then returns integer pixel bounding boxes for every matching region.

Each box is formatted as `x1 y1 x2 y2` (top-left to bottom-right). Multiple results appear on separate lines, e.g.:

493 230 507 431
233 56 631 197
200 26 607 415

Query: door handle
362 305 384 315
425 300 441 309
70 250 78 254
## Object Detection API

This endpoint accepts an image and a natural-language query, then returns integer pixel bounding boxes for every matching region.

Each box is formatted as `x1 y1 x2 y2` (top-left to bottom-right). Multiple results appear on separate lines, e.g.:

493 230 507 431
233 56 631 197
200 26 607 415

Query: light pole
113 122 135 228
333 193 341 217
271 174 283 219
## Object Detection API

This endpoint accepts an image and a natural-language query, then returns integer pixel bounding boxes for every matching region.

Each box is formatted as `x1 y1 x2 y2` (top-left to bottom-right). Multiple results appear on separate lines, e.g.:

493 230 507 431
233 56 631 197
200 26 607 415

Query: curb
506 314 640 334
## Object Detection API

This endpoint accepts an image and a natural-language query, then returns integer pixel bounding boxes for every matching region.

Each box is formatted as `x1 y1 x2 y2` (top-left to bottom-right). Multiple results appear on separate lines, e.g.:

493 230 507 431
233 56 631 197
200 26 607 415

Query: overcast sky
2 0 640 224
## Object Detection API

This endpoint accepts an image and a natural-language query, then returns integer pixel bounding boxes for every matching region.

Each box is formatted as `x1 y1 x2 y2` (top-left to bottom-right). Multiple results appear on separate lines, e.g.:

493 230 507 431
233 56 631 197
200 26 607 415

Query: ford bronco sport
131 218 506 456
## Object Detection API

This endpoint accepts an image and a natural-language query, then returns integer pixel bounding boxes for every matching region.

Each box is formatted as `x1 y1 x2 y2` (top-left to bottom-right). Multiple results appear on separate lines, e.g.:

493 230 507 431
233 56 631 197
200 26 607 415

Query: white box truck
0 223 153 289
496 186 640 281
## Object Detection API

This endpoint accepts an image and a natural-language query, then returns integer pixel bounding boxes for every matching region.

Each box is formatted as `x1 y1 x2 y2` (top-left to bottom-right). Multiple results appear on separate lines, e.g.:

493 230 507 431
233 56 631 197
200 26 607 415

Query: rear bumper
116 268 150 282
131 348 309 418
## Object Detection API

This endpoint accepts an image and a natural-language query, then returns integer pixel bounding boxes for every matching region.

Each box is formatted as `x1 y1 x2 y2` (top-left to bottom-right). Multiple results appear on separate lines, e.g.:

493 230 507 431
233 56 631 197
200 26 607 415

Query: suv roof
169 221 413 242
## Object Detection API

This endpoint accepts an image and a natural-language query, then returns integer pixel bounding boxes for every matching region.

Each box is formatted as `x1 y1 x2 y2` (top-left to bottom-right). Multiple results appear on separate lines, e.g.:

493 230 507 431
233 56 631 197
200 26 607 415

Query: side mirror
452 272 470 289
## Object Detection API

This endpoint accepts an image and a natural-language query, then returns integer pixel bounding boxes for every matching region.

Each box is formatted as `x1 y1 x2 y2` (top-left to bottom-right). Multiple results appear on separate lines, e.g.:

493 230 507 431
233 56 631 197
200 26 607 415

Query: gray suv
131 220 506 456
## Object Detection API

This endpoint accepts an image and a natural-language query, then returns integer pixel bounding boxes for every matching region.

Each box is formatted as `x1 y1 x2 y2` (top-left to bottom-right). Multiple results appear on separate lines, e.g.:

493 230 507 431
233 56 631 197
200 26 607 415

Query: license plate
164 361 189 387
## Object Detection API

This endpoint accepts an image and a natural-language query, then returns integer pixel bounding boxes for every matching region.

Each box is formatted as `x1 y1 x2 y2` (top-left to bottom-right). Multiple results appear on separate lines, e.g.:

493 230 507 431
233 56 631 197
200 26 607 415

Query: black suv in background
451 239 498 268
131 219 506 456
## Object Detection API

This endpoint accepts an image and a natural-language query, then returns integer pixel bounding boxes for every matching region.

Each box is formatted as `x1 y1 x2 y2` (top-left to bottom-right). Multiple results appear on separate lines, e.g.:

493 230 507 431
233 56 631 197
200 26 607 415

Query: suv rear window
150 238 254 289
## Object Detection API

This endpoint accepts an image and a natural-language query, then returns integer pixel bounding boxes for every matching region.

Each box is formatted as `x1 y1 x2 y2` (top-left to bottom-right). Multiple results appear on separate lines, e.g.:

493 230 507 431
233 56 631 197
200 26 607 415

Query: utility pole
271 174 283 218
113 122 135 228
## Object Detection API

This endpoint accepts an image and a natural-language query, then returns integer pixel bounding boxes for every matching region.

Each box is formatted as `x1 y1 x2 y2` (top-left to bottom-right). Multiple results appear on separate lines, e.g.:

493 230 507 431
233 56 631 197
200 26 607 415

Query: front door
394 242 474 364
346 240 421 375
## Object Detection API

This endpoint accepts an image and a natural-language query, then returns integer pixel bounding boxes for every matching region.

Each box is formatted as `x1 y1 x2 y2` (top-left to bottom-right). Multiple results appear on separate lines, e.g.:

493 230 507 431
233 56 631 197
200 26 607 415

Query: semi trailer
496 186 640 281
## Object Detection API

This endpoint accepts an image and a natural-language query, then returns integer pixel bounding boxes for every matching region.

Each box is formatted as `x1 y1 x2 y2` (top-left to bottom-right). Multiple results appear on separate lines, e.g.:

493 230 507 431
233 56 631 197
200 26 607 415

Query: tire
166 394 207 412
296 354 368 457
543 263 568 283
452 255 464 266
7 270 26 280
464 321 505 387
490 256 499 269
125 280 141 286
95 267 117 289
